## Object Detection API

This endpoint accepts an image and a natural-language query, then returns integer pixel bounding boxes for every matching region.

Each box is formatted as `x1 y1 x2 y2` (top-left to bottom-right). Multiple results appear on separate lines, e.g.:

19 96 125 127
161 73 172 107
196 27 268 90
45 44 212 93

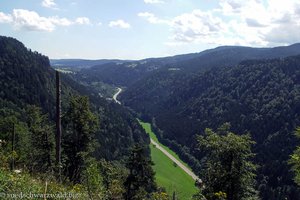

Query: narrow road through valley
150 138 201 182
114 88 201 182
113 87 122 104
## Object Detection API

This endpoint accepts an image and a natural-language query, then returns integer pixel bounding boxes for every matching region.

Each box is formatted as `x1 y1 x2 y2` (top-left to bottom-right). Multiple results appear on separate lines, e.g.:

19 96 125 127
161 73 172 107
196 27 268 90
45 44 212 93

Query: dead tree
56 71 62 182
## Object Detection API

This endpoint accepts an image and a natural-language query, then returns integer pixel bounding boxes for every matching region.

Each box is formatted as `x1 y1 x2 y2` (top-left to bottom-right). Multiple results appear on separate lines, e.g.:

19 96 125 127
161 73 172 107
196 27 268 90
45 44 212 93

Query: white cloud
42 0 57 8
144 0 164 4
0 12 12 23
170 10 225 43
109 20 131 29
51 17 73 26
161 0 300 47
216 0 300 46
0 9 91 32
75 17 91 25
12 9 56 31
138 10 227 45
138 12 169 24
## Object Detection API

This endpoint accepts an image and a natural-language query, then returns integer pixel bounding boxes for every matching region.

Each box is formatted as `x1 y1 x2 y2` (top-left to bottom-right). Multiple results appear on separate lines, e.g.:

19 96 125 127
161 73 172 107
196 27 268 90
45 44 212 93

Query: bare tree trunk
56 71 62 182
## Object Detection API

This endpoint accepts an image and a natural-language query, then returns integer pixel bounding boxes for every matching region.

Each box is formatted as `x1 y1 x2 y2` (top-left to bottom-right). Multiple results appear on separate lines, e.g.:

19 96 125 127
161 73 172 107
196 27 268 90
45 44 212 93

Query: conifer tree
25 105 54 173
124 145 156 200
62 96 98 183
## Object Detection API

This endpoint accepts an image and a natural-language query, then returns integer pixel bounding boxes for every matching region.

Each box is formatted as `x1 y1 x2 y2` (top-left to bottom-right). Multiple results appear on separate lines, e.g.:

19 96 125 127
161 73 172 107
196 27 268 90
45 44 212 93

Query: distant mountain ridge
50 58 131 69
52 43 300 69
72 43 300 87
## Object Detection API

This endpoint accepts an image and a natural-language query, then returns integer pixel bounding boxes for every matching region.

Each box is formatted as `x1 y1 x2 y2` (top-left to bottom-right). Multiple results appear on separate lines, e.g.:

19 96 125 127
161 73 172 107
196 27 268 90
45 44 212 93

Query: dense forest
2 35 300 199
55 42 300 199
121 55 300 199
0 36 150 161
0 36 169 199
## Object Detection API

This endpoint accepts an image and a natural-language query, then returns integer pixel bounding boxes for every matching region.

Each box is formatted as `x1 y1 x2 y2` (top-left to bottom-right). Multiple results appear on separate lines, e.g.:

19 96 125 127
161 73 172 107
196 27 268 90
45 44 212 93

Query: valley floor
139 121 199 199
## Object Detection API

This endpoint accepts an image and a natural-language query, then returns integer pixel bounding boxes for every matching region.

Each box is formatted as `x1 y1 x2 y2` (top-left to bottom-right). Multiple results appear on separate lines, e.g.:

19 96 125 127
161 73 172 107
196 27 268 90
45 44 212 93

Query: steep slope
121 55 300 199
0 36 148 161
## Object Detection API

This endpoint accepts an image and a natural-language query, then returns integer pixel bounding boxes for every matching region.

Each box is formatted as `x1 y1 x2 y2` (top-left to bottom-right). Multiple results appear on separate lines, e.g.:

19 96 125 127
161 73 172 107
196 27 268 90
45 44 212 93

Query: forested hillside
3 35 300 199
0 36 149 161
0 36 166 199
121 55 300 199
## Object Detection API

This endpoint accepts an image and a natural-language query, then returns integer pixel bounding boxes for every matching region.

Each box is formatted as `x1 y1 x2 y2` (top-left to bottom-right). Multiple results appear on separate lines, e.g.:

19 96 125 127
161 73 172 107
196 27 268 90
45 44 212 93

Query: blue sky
0 0 300 59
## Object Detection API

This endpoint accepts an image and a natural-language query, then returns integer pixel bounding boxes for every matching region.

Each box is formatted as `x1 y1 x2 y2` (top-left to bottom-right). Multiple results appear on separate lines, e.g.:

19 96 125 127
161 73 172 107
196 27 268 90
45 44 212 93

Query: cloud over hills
138 0 300 46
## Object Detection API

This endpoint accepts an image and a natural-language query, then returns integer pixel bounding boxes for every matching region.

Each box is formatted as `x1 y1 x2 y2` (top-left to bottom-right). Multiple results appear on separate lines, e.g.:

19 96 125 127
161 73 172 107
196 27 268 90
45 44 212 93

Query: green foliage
0 168 94 200
24 105 54 173
0 106 54 173
124 145 157 200
0 113 26 169
122 55 300 199
62 95 99 183
0 36 149 164
0 36 153 199
98 159 126 199
289 127 300 185
197 124 258 200
150 191 169 200
82 158 105 199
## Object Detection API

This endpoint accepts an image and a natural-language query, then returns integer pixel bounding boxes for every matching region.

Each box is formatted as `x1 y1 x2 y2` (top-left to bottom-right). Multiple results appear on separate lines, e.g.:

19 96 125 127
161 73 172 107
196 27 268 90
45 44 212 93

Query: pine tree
124 145 156 200
25 105 54 173
62 96 98 183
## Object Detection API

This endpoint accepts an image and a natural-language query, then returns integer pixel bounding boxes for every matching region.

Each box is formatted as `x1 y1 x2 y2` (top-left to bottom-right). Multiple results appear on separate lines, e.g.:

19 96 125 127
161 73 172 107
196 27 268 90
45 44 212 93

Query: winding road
150 138 200 182
113 87 122 104
112 87 201 182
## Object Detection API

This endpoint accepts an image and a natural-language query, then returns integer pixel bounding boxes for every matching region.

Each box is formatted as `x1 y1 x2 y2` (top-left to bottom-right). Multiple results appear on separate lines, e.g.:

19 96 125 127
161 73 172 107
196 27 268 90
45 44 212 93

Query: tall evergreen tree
25 105 54 173
124 145 156 200
62 96 98 183
197 123 258 200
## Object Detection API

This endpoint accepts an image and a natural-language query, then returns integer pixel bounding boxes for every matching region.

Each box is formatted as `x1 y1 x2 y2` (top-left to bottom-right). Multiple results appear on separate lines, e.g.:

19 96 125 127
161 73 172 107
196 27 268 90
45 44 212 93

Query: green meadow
139 121 198 199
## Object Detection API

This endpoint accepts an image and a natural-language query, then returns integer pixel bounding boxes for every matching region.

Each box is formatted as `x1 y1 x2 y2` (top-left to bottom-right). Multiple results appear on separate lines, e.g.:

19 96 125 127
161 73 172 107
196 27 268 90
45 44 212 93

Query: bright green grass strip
139 121 192 170
139 120 198 199
150 144 198 199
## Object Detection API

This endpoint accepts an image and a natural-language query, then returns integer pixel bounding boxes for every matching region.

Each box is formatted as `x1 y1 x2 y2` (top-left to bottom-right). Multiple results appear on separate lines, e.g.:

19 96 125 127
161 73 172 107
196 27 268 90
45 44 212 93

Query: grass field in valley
139 121 198 199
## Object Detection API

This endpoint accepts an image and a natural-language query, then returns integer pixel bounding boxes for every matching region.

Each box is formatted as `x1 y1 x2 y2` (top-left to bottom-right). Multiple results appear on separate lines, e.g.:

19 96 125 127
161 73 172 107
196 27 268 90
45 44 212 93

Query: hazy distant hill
50 58 129 69
74 43 300 87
